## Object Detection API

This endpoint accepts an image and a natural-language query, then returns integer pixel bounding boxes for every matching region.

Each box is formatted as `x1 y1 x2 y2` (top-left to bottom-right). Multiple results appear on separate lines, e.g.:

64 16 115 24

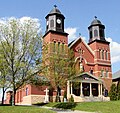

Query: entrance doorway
92 83 98 96
83 83 90 96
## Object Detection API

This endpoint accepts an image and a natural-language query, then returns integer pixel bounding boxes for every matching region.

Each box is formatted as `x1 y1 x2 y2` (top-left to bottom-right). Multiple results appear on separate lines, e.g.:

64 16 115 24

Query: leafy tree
0 17 42 105
43 43 76 102
0 44 11 105
117 81 120 100
109 84 117 101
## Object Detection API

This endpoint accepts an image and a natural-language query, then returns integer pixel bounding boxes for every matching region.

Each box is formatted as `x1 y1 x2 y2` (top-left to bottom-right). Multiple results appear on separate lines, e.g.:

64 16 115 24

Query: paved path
42 106 96 113
52 109 96 113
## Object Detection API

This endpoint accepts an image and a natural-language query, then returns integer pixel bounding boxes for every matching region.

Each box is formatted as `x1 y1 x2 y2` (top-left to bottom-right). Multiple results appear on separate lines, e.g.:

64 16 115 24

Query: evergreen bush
53 102 77 109
109 84 117 100
117 81 120 100
63 90 67 102
69 95 74 102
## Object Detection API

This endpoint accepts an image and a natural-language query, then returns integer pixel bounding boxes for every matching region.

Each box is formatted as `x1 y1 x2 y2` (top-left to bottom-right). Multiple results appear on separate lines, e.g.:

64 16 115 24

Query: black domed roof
91 16 102 25
49 5 61 14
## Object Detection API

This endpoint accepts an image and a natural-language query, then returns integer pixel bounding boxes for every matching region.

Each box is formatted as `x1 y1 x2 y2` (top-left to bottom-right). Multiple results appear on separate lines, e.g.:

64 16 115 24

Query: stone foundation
16 95 45 105
70 94 110 102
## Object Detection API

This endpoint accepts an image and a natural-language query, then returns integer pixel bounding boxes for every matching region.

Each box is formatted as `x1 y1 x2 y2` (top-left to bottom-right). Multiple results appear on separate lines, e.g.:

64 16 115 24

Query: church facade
5 6 112 105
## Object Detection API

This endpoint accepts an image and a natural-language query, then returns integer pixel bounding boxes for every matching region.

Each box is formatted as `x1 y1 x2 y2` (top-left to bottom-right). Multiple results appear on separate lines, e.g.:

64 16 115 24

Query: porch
67 72 110 102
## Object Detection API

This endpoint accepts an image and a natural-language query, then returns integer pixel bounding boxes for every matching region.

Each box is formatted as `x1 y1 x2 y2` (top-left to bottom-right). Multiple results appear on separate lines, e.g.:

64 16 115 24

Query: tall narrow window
100 29 104 38
58 42 60 52
50 19 54 28
101 70 104 77
99 49 101 59
102 50 104 60
90 70 93 75
26 87 28 96
53 41 56 52
62 43 64 52
106 71 108 77
94 29 98 37
105 51 108 60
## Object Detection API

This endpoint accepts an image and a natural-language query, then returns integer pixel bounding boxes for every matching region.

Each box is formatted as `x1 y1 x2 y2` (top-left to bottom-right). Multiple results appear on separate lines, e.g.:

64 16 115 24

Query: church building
5 6 112 105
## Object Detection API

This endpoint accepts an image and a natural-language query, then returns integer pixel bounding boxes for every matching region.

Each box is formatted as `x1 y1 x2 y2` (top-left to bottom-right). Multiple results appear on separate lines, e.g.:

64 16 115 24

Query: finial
79 33 81 37
54 5 57 8
94 16 97 19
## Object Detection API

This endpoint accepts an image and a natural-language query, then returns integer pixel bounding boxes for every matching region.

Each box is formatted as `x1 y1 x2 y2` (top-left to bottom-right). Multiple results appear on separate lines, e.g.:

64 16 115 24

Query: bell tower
88 17 112 91
45 5 65 33
43 5 68 55
88 16 106 43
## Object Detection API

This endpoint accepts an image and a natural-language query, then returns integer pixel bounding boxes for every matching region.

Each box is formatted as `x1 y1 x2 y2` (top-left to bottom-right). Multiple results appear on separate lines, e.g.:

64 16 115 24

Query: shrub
55 95 61 102
63 90 67 102
109 84 117 100
32 102 47 106
69 95 74 102
53 102 77 109
117 81 120 100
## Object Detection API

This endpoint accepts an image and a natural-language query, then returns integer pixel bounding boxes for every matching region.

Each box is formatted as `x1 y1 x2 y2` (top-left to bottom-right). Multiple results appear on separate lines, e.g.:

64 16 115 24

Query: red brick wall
43 32 68 44
89 41 112 91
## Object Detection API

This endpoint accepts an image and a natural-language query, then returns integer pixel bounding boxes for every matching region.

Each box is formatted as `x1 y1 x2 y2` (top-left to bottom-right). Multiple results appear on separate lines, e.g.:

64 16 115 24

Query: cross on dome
54 5 57 8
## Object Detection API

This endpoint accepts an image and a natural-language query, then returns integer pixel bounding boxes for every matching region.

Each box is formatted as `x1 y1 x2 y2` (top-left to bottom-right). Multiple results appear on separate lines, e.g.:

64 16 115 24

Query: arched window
26 87 29 96
101 70 104 77
58 42 60 52
100 29 104 38
90 70 93 75
50 19 54 28
94 29 98 37
53 41 56 52
99 49 101 59
62 43 64 52
105 51 108 60
102 50 104 60
106 70 108 77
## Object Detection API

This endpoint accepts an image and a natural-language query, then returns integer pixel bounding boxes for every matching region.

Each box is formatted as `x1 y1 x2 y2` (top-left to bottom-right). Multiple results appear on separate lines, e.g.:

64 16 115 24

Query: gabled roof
112 70 120 80
68 37 94 56
70 72 103 83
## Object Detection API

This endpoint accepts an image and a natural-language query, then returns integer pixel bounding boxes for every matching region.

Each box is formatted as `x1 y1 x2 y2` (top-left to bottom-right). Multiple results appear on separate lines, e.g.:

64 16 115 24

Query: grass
74 101 120 113
44 101 120 113
0 106 56 113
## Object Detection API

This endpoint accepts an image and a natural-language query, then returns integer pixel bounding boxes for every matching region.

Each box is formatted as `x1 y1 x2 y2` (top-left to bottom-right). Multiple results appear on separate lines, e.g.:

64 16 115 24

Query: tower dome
49 5 61 14
88 16 106 43
45 5 66 34
91 16 102 25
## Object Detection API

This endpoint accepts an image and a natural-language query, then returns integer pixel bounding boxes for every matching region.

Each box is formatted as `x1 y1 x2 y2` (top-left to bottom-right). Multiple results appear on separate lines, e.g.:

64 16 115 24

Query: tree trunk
55 86 61 102
12 85 16 106
2 87 5 105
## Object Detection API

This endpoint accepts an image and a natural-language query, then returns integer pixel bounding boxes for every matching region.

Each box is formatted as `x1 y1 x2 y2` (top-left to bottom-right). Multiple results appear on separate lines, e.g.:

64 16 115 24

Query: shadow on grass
32 102 48 106
0 104 11 106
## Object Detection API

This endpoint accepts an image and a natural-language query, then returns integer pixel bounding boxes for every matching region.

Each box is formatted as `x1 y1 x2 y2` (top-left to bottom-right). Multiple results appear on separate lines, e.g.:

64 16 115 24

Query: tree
0 17 42 105
0 44 11 105
43 43 76 102
117 81 120 100
109 84 117 101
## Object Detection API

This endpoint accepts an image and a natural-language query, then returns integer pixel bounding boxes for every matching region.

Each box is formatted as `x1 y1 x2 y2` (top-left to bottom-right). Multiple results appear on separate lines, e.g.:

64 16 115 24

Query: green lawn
0 106 56 113
44 101 120 113
74 101 120 113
